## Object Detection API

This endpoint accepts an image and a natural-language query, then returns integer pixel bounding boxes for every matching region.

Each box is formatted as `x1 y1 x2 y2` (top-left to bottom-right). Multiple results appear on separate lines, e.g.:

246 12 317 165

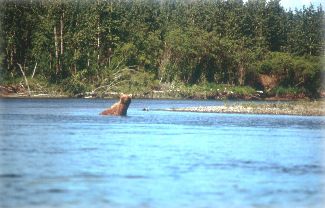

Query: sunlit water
0 98 324 208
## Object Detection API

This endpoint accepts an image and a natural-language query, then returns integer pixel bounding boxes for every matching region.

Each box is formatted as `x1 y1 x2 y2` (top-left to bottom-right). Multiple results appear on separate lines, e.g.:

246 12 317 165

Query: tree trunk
10 47 13 71
238 64 245 86
10 33 15 73
87 52 90 67
54 25 60 75
97 24 100 65
96 0 101 68
73 48 77 74
60 12 64 55
49 53 52 71
60 11 64 75
108 48 112 67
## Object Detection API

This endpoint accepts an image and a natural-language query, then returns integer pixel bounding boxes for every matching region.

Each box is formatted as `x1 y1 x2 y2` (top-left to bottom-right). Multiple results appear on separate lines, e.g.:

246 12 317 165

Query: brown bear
100 94 132 116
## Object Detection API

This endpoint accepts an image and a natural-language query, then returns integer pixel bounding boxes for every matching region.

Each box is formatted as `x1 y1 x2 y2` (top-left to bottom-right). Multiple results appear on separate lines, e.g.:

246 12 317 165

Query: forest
0 0 324 99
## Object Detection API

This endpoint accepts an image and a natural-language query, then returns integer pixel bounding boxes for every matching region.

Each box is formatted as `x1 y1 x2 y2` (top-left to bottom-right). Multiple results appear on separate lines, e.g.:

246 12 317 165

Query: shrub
62 74 91 95
270 86 306 97
256 52 321 97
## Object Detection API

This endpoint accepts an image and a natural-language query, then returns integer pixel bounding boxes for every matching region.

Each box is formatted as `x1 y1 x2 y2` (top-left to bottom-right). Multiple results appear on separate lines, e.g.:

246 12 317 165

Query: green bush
231 86 256 96
270 86 306 97
62 76 91 95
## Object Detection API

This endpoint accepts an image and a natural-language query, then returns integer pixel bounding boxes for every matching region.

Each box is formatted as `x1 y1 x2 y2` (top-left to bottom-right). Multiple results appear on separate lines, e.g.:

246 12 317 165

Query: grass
269 86 306 98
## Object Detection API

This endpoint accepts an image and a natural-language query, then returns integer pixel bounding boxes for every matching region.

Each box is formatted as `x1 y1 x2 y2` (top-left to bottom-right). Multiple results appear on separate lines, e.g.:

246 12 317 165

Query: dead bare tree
17 63 31 96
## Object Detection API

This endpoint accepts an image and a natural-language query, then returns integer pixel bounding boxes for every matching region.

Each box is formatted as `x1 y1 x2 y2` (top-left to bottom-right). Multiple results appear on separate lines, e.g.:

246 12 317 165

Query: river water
0 98 324 208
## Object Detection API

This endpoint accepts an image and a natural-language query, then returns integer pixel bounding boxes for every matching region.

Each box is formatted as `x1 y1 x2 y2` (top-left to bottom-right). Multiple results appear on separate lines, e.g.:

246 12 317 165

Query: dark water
0 98 324 208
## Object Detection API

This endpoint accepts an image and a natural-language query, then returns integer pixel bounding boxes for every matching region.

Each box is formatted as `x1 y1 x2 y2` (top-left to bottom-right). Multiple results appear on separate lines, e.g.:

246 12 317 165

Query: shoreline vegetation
1 1 324 104
0 82 318 101
165 101 325 116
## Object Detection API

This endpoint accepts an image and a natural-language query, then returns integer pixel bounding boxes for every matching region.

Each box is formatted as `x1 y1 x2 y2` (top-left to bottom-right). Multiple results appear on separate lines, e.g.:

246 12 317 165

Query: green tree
264 0 286 51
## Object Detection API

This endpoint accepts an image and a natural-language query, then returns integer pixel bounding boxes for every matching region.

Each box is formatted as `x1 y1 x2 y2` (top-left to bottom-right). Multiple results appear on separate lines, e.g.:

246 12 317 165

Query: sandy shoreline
165 102 325 116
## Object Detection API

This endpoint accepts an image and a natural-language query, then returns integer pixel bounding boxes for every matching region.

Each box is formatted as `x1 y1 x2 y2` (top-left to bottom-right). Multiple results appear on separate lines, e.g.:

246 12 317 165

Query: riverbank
0 82 314 101
0 84 68 98
165 101 325 116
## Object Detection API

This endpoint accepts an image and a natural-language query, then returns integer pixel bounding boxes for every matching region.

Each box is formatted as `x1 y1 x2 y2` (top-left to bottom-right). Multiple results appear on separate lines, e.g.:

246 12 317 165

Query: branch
295 80 305 87
17 63 31 96
91 67 137 93
92 79 126 93
31 62 37 78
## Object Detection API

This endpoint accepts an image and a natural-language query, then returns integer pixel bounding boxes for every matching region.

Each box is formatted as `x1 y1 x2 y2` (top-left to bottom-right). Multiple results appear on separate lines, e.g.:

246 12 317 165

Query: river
0 98 324 208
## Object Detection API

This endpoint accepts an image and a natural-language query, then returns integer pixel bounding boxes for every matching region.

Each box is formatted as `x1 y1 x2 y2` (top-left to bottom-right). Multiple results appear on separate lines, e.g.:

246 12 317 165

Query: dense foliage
0 0 324 97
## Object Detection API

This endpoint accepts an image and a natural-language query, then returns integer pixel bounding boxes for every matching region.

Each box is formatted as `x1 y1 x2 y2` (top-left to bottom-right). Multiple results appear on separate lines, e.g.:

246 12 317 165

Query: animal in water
100 94 132 116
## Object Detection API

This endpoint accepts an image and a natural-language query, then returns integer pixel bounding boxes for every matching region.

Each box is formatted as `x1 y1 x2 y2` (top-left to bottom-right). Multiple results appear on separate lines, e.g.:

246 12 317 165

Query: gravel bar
165 102 325 116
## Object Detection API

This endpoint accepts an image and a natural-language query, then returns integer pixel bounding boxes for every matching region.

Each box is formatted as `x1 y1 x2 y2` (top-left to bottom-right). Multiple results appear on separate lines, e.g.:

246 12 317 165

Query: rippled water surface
0 98 324 208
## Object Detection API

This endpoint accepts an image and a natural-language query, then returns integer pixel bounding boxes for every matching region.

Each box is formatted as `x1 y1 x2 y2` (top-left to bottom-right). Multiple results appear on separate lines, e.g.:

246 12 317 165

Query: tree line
0 0 324 97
